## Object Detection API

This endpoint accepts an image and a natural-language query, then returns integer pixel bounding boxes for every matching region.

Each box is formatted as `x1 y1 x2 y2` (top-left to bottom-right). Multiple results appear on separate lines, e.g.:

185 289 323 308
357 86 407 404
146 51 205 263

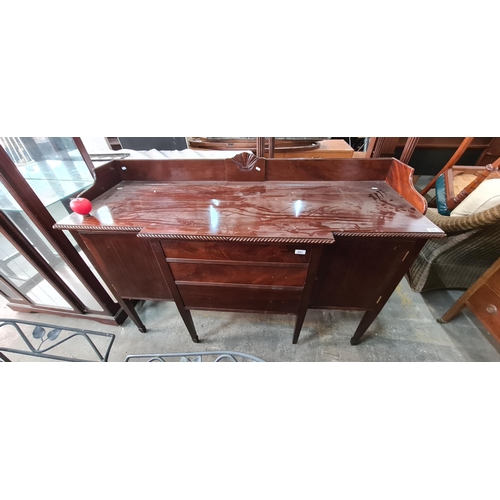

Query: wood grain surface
55 180 442 239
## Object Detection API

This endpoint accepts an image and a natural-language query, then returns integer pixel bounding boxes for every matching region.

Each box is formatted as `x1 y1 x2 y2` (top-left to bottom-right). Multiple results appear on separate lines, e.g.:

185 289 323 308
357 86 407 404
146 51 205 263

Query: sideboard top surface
55 180 444 240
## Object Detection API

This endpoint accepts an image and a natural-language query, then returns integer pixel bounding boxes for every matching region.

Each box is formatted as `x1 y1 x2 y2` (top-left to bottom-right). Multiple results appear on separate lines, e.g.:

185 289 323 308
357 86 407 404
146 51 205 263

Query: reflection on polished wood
54 156 444 345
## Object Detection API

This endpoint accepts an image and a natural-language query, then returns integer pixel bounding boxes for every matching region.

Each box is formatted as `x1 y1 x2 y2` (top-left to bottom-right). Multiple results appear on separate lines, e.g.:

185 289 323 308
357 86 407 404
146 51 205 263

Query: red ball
70 197 92 216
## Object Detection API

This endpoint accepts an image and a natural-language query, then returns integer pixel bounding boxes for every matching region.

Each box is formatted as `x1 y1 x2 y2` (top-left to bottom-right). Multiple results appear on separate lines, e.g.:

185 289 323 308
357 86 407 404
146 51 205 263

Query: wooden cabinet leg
292 310 307 345
292 246 323 344
180 309 200 343
149 240 200 343
119 298 147 333
438 301 466 323
350 310 379 345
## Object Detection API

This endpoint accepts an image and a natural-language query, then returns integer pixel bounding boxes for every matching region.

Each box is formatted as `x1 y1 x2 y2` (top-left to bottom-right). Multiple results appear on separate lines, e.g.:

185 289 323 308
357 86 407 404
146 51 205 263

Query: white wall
80 137 112 153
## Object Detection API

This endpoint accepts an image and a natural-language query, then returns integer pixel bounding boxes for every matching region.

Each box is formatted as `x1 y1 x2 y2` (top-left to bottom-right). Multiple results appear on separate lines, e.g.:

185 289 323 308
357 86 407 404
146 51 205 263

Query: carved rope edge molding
53 224 143 232
137 234 335 244
231 152 259 171
331 232 446 238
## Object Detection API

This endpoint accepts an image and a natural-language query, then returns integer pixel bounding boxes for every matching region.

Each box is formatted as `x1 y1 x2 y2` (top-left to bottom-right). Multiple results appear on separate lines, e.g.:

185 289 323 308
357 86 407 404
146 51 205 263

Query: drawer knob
486 305 497 314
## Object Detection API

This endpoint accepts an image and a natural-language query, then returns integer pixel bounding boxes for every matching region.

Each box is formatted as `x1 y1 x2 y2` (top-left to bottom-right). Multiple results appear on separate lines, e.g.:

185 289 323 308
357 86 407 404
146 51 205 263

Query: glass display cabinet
0 137 126 325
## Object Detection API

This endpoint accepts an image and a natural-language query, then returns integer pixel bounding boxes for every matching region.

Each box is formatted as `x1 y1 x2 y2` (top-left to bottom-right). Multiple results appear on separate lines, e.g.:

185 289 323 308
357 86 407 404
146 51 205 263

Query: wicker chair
407 205 500 292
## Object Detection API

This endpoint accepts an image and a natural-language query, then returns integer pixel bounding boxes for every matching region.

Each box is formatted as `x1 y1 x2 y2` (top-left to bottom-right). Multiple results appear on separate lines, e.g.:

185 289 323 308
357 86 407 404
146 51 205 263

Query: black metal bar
0 351 11 361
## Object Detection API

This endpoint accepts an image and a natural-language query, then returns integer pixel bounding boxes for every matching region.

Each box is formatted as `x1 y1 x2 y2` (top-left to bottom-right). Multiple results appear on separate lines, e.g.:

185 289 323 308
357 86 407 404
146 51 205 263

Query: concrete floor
1 276 500 362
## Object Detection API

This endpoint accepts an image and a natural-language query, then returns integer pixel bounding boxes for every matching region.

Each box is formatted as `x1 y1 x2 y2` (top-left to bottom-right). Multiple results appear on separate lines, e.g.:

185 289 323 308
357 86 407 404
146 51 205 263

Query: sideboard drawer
162 240 311 264
179 284 302 313
170 261 308 287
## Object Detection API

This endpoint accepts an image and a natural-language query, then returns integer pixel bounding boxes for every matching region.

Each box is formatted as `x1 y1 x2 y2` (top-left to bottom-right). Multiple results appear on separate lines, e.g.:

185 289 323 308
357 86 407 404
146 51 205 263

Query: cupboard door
80 233 172 300
311 236 417 310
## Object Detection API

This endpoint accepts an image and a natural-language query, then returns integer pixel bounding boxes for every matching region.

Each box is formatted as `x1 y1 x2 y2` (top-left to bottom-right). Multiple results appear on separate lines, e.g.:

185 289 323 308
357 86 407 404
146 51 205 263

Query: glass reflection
294 200 303 217
94 206 114 225
209 205 219 230
0 137 93 208
0 233 72 309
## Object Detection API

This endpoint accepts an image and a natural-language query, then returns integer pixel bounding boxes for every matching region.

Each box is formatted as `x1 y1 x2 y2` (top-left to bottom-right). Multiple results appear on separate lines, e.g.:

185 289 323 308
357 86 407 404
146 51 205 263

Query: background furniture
420 138 474 196
103 137 355 159
372 138 500 215
438 257 500 342
407 206 500 292
369 137 500 176
54 155 443 346
441 163 500 212
188 138 354 158
272 139 353 158
117 137 188 151
419 139 500 215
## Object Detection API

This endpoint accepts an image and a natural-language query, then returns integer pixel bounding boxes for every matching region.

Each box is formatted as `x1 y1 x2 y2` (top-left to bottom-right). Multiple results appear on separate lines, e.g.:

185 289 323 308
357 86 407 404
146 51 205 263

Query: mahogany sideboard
54 154 445 345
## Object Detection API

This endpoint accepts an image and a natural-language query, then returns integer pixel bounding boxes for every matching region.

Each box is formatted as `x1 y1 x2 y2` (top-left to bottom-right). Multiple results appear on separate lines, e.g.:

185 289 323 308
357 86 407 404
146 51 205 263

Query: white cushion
451 178 500 217
80 137 112 152
142 149 169 159
194 149 253 159
100 148 255 161
159 149 203 159
113 149 150 159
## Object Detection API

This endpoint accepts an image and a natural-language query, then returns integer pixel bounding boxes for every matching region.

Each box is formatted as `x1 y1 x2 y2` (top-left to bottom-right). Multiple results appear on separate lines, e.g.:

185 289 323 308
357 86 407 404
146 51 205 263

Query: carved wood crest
231 152 259 171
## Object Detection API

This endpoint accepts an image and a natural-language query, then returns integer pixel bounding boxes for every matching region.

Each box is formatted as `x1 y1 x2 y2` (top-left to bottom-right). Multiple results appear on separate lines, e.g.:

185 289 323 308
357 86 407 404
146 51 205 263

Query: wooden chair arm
420 137 474 196
447 163 500 210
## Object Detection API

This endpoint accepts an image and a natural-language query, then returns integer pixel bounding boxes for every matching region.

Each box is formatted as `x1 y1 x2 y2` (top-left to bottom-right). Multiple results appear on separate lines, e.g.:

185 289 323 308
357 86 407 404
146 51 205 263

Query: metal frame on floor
125 351 265 362
0 318 115 362
0 318 265 362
